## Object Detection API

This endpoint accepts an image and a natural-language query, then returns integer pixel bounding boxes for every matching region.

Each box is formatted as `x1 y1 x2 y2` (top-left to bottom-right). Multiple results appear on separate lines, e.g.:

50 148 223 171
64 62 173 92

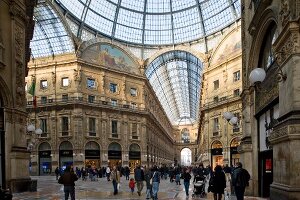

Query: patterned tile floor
12 176 269 200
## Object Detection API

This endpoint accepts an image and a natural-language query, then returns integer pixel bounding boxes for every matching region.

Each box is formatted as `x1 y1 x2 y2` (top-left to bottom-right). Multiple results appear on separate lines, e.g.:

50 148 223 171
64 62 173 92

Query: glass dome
55 0 241 45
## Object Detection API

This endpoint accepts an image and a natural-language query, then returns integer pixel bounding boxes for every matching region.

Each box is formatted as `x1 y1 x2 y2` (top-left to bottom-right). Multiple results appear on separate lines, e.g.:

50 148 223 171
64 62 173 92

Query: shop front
128 143 141 172
38 142 52 175
59 141 73 170
108 142 122 168
211 140 223 170
230 137 241 167
85 141 100 168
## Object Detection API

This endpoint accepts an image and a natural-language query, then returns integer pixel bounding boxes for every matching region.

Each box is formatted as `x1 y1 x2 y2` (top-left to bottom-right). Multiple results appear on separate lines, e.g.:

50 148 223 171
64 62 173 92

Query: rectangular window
41 96 47 104
40 118 47 137
213 118 219 134
62 117 69 136
213 80 219 90
130 88 137 96
89 117 96 137
132 123 138 139
88 95 95 103
111 99 117 106
213 96 219 103
112 120 118 137
233 70 241 82
40 80 48 89
87 78 96 89
131 102 137 109
62 94 68 102
110 83 117 93
62 77 69 87
233 89 240 97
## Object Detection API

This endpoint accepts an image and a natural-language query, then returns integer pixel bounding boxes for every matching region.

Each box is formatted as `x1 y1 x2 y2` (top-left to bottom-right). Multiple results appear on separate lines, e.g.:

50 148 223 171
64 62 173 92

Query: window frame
109 83 118 93
40 80 48 89
62 77 69 87
213 80 219 90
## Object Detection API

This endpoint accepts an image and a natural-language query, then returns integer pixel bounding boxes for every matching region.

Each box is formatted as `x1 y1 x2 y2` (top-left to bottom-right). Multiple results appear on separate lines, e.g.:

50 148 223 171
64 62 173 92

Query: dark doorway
259 150 273 197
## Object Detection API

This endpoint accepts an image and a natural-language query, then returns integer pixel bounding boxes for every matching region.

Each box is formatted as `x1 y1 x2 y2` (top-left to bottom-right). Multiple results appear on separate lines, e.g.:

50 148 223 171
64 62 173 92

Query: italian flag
28 78 37 108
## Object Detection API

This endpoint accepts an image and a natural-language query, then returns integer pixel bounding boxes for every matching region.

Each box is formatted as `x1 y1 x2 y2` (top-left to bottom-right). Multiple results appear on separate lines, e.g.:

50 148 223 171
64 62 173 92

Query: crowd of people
56 162 250 200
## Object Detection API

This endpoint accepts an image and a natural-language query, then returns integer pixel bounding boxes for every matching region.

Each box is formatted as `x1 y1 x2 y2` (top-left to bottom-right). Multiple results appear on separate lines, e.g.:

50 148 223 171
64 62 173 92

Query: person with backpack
232 162 250 200
208 165 226 200
58 165 78 200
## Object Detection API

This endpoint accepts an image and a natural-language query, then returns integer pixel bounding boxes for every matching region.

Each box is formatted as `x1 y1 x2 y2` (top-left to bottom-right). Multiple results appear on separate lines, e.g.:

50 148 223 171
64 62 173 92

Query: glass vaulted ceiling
55 0 241 45
30 1 74 58
145 51 203 125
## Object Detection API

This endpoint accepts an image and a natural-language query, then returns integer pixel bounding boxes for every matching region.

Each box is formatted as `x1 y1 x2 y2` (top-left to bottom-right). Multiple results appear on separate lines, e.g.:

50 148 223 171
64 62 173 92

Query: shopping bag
117 183 120 190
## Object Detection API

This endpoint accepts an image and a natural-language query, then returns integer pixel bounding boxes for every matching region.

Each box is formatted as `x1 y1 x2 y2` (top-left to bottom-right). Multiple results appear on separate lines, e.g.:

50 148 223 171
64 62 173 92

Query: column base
8 178 37 193
270 182 300 200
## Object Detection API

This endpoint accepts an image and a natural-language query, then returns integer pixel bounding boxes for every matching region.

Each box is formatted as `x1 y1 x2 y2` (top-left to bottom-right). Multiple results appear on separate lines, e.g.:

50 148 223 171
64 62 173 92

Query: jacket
232 167 250 187
58 171 78 186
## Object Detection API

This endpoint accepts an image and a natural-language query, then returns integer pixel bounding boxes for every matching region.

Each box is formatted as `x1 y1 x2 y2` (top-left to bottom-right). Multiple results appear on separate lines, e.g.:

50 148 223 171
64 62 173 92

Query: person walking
182 168 192 196
144 167 153 199
210 165 226 200
58 165 78 200
55 167 60 180
124 166 130 180
134 165 144 196
232 162 250 200
129 178 135 194
110 165 121 195
151 166 161 200
106 166 111 181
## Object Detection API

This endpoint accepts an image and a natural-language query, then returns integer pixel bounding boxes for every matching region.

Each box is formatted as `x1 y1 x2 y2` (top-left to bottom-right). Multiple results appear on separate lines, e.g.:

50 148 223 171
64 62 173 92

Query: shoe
138 191 141 196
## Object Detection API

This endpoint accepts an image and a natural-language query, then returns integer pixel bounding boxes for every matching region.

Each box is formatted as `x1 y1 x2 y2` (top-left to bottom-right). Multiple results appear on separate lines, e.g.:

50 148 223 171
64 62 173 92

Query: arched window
38 142 51 151
181 128 190 143
259 22 278 70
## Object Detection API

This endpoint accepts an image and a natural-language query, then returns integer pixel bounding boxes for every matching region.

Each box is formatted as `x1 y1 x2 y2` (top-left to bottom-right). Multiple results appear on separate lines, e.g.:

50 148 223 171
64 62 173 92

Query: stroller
192 175 206 198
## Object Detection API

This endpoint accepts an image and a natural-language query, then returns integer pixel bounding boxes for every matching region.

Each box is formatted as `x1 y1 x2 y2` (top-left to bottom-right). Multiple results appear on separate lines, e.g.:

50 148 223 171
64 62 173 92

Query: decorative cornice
273 21 300 66
269 125 300 144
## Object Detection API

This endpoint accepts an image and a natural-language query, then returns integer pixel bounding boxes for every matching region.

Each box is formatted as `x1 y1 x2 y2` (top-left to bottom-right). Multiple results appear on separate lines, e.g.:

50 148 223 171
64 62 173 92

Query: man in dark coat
134 165 144 196
232 162 250 200
58 165 78 200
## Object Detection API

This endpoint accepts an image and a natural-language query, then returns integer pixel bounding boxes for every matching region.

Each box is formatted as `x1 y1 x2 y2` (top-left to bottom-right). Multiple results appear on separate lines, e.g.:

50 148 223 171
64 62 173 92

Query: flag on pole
28 78 37 108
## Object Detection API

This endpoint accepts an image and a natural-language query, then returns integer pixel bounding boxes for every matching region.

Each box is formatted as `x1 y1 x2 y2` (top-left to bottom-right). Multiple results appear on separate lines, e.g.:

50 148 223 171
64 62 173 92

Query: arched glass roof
30 0 75 58
145 51 203 125
55 0 240 45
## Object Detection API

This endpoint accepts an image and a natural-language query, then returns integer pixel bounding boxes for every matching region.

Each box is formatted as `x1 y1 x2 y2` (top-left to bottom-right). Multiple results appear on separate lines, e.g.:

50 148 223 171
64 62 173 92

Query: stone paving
12 175 269 200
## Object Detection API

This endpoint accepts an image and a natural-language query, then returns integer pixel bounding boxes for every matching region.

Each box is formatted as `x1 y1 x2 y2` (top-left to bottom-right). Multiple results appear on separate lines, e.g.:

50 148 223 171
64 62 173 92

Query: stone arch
0 77 12 108
108 142 122 151
211 140 223 149
129 143 140 152
247 8 278 86
85 141 100 150
59 141 73 150
180 147 192 166
38 142 51 151
145 46 207 68
230 137 241 147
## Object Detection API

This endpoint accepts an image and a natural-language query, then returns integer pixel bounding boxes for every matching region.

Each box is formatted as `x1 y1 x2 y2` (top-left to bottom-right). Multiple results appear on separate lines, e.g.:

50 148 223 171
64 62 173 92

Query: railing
26 97 147 113
202 95 240 110
175 140 197 144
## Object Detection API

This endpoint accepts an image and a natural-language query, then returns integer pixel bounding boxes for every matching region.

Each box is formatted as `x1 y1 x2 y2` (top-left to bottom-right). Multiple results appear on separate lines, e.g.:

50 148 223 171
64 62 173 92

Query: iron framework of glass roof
145 51 203 125
30 0 75 58
55 0 241 46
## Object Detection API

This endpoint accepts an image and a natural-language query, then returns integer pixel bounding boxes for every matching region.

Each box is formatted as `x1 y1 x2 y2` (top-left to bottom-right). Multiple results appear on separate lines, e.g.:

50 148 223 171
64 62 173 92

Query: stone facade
242 0 300 198
198 25 243 169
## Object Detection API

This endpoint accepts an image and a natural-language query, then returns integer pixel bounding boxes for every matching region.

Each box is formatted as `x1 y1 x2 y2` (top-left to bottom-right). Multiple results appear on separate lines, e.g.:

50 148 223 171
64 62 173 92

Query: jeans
112 180 118 195
183 181 190 196
64 186 75 200
152 182 159 200
234 186 245 200
146 188 152 199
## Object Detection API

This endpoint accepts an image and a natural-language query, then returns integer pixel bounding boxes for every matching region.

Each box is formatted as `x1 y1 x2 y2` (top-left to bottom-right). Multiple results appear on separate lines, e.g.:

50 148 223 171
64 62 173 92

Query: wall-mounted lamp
223 112 238 126
26 124 43 151
79 153 84 156
249 66 287 90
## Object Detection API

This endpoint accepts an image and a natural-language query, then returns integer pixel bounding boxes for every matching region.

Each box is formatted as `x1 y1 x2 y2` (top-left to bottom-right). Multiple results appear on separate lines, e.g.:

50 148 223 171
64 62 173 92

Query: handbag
117 183 120 190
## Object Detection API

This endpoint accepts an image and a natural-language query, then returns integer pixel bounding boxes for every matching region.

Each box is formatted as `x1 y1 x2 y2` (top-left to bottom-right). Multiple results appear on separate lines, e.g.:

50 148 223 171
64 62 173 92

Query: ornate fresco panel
81 43 141 75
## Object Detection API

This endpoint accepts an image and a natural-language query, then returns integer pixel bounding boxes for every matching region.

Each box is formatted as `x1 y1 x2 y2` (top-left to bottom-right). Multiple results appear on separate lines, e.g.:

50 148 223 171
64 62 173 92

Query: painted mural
211 29 242 65
81 43 140 75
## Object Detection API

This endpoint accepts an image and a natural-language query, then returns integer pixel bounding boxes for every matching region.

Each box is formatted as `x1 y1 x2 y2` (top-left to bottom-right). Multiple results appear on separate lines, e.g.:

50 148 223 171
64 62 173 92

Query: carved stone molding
0 29 5 68
269 125 300 143
273 21 300 66
279 0 290 27
9 2 27 22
